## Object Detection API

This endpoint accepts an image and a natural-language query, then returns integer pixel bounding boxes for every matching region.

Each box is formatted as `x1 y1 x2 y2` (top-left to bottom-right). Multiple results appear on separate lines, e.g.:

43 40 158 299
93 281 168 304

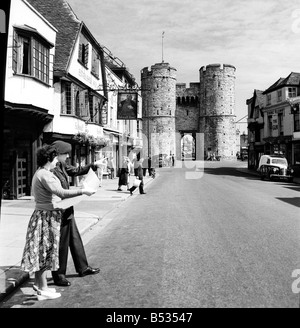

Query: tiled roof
279 72 300 86
27 0 81 73
263 72 300 94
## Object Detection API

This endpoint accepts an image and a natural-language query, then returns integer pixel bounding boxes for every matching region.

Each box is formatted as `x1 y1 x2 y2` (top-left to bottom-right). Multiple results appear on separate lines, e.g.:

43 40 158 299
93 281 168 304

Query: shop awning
5 101 53 123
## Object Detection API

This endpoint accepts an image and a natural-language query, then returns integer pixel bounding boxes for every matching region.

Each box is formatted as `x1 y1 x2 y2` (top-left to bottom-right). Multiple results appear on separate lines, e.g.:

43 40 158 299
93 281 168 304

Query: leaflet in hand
54 168 99 209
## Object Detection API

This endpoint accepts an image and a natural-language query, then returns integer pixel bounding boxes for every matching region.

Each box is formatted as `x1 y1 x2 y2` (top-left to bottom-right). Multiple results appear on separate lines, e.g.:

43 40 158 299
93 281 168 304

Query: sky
67 0 300 132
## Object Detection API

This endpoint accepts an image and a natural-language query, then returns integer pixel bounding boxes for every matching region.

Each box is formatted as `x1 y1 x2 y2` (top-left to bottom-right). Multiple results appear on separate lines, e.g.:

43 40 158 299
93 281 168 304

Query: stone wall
141 62 177 157
176 82 200 132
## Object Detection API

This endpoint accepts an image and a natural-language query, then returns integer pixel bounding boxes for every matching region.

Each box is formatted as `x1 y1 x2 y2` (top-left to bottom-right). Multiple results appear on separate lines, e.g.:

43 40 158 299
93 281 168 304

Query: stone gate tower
141 62 177 158
199 64 236 160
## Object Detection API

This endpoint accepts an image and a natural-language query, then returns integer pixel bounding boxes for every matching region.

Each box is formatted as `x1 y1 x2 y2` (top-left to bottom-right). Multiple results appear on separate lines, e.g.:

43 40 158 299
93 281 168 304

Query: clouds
67 0 300 119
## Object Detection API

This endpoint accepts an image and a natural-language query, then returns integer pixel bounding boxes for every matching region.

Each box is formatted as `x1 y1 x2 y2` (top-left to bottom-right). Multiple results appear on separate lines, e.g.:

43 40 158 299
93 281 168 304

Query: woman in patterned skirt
21 144 96 301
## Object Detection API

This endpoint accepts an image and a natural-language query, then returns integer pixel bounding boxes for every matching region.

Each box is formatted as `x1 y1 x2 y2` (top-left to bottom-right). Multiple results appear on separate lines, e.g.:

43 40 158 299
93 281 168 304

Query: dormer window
288 87 297 98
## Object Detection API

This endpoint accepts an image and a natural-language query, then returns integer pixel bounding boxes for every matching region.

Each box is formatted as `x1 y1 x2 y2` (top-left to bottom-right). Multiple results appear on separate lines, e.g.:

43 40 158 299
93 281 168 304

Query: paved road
1 162 300 308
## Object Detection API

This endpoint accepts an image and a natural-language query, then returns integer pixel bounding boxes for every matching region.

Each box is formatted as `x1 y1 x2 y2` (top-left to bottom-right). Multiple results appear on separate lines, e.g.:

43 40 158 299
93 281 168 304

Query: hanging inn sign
117 91 138 120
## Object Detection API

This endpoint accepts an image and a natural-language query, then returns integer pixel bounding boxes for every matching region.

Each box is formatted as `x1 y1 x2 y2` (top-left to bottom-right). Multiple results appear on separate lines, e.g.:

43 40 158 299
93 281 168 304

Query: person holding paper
21 144 96 301
50 140 100 287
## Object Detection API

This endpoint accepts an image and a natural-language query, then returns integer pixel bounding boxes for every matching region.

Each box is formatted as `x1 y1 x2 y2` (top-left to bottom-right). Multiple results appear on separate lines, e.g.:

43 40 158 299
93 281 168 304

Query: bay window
12 27 51 84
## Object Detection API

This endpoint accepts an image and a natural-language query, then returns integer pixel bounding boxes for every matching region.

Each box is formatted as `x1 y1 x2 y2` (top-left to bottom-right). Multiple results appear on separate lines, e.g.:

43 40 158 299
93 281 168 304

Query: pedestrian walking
147 156 152 176
95 154 107 186
50 140 101 287
133 156 139 177
117 156 130 191
20 144 96 301
129 158 146 195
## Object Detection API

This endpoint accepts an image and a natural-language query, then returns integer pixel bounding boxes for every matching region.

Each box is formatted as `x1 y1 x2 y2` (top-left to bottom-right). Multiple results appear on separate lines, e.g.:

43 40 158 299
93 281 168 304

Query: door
16 157 27 198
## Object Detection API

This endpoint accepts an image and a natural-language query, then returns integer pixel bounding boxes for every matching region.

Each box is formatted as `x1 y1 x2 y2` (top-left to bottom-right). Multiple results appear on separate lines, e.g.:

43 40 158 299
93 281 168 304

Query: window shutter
78 43 83 62
84 43 89 67
12 31 18 73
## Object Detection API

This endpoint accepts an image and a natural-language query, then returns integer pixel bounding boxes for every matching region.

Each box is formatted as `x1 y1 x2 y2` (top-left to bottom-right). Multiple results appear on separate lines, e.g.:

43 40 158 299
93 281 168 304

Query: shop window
12 27 51 84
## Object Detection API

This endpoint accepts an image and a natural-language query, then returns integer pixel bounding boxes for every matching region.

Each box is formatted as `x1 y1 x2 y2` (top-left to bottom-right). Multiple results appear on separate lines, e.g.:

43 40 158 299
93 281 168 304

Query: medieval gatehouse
141 62 237 161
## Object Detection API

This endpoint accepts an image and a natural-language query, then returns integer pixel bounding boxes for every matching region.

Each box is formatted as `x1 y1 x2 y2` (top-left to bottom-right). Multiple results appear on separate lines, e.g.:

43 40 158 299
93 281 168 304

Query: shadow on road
276 197 300 208
203 166 259 181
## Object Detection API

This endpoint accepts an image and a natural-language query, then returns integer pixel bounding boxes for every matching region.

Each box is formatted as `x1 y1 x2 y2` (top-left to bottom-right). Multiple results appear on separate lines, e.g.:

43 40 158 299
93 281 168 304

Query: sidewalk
0 173 155 302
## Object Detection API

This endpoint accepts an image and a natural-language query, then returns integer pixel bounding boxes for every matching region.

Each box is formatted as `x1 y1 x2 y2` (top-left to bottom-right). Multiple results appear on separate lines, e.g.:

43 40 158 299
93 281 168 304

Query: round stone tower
199 64 236 160
141 62 177 158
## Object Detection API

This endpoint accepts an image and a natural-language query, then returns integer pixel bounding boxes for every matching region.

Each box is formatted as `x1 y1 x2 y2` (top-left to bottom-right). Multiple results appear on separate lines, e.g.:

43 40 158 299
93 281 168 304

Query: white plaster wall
5 0 57 113
68 34 104 98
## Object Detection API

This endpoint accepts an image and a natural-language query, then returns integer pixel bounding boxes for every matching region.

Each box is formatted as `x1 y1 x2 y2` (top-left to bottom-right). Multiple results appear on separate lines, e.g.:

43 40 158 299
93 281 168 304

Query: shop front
263 136 293 165
2 102 53 199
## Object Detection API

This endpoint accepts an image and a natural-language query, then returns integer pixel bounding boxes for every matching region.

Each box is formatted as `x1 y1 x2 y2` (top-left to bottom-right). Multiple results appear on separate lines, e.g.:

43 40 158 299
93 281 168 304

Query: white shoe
37 290 61 301
33 285 56 293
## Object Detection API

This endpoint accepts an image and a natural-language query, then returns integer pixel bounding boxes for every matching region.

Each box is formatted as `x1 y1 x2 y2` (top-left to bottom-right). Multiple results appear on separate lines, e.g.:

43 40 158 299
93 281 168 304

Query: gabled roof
27 0 81 73
249 89 264 119
262 77 284 94
263 72 300 94
254 89 264 108
280 72 300 86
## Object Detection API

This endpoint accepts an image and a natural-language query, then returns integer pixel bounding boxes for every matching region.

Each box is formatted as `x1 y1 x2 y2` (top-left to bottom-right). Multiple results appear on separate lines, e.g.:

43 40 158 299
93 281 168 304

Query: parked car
257 155 294 182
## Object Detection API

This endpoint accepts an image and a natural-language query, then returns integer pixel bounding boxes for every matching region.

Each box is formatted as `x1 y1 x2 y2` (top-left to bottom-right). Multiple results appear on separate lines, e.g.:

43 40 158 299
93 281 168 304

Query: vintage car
257 155 294 182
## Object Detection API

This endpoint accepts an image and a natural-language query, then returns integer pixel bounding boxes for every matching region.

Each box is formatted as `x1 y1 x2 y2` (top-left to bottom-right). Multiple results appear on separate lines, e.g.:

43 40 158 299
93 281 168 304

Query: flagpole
162 31 164 63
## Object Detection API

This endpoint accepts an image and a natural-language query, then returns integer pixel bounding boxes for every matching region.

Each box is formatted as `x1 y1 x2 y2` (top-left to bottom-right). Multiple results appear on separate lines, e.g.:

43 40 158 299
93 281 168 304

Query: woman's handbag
133 177 141 187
